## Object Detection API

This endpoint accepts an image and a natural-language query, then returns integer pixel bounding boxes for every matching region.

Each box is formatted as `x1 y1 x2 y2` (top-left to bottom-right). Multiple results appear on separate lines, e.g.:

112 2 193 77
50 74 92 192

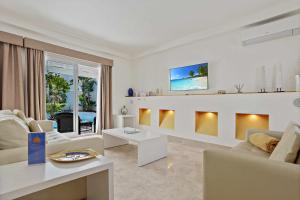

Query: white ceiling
0 0 297 58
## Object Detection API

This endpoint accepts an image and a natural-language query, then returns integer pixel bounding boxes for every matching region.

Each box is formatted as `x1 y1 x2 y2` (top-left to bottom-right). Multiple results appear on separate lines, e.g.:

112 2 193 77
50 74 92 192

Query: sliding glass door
77 65 99 134
45 54 100 134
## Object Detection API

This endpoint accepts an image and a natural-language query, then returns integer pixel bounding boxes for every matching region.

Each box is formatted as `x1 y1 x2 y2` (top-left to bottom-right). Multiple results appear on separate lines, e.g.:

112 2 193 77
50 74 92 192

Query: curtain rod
0 31 23 46
0 31 113 66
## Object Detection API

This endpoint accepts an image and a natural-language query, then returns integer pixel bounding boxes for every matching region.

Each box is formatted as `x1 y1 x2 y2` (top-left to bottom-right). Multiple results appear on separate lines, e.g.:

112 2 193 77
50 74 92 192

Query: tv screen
169 63 208 91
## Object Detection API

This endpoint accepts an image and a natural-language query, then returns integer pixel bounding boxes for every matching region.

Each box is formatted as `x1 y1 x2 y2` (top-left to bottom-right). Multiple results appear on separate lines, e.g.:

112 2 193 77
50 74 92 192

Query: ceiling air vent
241 10 300 46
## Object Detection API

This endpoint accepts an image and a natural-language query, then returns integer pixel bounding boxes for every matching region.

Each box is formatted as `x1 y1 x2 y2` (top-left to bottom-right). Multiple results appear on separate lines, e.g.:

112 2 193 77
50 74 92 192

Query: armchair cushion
232 142 270 158
270 122 300 163
246 129 283 142
249 133 279 153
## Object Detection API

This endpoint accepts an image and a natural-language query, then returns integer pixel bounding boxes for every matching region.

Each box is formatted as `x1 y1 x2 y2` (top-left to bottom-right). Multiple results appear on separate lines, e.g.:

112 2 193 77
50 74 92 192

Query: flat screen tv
169 63 208 91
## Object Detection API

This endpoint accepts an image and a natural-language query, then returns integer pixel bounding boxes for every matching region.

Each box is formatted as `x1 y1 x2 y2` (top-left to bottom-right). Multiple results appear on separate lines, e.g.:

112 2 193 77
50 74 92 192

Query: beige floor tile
105 138 228 200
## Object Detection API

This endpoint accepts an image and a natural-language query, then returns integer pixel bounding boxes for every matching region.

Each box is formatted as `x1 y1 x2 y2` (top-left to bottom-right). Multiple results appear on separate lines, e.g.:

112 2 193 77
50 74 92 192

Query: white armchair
203 129 300 200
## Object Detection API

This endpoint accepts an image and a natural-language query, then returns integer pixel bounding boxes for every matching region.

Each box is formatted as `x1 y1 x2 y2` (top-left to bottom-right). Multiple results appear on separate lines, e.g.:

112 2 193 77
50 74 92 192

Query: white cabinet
114 115 136 128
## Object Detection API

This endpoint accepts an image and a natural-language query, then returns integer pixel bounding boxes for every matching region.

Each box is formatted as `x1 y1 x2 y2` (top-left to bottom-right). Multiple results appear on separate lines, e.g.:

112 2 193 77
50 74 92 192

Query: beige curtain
98 64 112 132
0 42 45 120
0 42 26 111
26 48 45 120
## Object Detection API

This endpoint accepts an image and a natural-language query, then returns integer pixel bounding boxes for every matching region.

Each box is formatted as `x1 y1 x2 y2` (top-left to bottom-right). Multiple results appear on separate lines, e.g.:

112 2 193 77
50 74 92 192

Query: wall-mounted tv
169 63 208 91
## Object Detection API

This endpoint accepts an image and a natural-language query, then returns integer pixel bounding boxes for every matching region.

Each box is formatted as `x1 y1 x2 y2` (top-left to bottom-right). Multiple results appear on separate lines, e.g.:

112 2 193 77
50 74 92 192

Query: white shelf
128 92 299 146
125 91 298 98
117 114 135 118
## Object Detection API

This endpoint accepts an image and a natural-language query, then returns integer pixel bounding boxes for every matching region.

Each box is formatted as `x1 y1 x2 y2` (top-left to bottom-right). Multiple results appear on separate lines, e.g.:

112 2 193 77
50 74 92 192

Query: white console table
0 156 114 200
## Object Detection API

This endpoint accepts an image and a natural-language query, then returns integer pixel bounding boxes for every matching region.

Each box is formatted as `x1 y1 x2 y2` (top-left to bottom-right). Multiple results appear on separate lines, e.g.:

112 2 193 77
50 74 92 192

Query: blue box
28 132 46 165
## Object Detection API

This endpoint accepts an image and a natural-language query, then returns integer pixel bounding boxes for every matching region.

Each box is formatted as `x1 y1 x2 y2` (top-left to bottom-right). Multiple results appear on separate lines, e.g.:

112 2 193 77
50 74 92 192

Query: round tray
49 149 98 163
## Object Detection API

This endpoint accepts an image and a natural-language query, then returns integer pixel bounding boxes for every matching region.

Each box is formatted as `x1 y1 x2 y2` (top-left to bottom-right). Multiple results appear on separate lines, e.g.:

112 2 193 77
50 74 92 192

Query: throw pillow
26 118 43 132
0 118 28 149
13 109 27 122
249 133 279 153
269 122 300 163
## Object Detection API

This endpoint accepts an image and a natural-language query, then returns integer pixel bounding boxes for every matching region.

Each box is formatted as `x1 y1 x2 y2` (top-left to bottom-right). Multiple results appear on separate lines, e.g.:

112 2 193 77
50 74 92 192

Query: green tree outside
78 77 96 111
46 72 71 119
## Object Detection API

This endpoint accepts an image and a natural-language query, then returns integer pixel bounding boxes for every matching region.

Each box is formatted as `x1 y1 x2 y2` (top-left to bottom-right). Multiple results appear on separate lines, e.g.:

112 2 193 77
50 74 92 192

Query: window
45 53 100 134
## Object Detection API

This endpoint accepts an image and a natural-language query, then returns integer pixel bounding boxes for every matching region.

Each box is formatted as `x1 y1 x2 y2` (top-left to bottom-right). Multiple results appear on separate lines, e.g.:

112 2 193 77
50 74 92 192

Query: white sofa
0 110 104 165
203 128 300 200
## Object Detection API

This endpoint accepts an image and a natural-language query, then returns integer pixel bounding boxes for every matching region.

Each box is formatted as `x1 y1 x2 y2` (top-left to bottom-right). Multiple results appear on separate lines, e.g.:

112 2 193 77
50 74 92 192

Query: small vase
128 88 134 97
121 106 128 115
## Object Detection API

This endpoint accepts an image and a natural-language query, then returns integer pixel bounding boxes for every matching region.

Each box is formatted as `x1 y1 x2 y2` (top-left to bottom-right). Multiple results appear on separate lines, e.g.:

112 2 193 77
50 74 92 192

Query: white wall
132 30 300 94
130 28 300 145
112 58 133 115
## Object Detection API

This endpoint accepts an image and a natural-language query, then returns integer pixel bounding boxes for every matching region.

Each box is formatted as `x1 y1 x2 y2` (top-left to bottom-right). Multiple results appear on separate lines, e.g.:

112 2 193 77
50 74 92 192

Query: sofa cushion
269 122 300 163
0 110 14 116
249 133 279 153
13 109 27 122
46 131 70 144
0 113 30 133
47 135 104 155
0 118 28 149
232 142 270 158
37 120 54 132
26 118 43 132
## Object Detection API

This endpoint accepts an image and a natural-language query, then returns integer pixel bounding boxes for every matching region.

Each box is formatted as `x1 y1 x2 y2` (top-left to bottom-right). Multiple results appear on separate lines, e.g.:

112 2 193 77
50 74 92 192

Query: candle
274 64 283 91
296 75 300 92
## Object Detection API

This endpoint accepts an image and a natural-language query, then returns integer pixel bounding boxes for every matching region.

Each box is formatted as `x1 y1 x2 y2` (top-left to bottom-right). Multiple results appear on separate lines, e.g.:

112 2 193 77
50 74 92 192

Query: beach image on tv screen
169 63 208 91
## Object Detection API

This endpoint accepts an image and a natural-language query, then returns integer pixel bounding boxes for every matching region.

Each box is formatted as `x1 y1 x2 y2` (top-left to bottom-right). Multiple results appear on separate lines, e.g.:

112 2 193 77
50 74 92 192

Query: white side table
114 115 136 128
0 156 114 200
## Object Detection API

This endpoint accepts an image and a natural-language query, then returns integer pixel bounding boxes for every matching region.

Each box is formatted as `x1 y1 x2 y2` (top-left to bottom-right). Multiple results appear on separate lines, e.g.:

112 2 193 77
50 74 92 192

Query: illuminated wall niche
159 109 175 130
236 113 269 140
139 108 151 126
195 111 218 136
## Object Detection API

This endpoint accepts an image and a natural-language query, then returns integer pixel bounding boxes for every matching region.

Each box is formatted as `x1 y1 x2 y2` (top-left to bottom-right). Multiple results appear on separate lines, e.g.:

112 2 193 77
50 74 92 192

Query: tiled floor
105 137 229 200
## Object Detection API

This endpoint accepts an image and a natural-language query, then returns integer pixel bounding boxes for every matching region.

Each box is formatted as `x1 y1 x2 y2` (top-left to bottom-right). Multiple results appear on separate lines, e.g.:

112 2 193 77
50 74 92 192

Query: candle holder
275 88 285 92
258 88 266 93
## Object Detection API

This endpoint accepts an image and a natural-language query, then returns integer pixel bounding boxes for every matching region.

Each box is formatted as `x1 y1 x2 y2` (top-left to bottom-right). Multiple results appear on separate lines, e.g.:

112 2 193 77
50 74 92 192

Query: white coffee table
0 156 114 200
102 128 168 166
